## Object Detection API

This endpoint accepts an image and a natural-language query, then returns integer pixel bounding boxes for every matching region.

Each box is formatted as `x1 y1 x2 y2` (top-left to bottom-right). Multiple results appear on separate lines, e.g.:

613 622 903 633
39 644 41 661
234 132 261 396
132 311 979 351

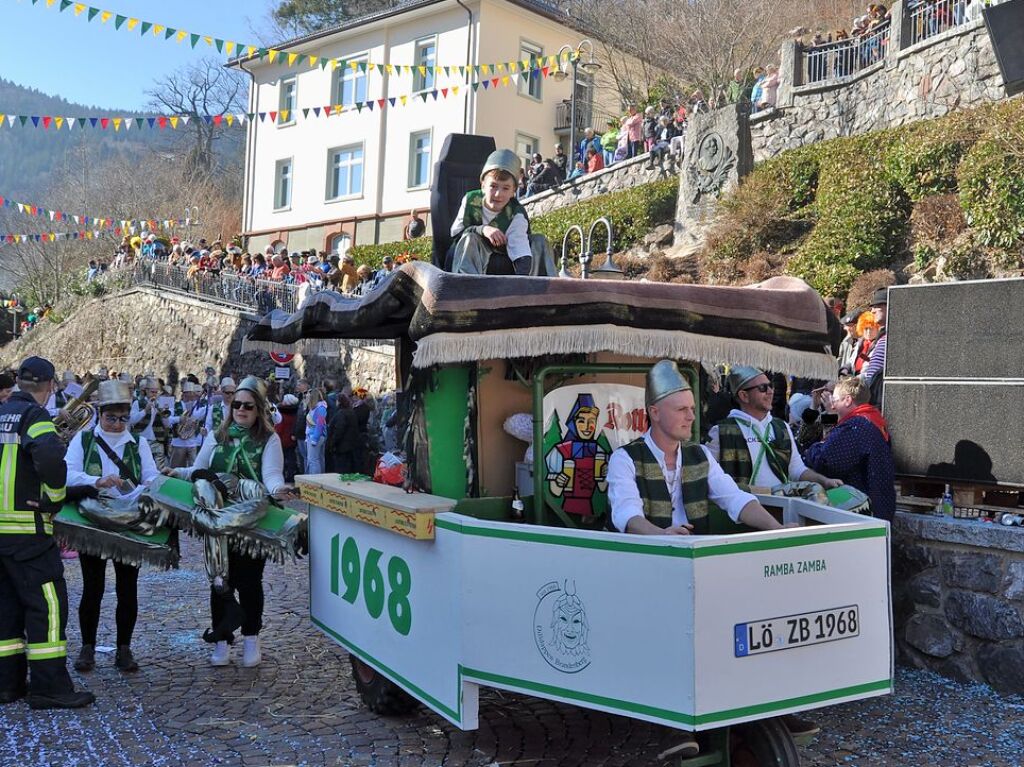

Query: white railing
133 261 304 314
908 0 970 45
802 20 891 85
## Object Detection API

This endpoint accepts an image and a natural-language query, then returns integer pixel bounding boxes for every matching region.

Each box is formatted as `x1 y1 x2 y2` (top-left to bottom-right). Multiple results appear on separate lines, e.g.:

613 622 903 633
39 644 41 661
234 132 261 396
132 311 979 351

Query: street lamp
553 40 602 167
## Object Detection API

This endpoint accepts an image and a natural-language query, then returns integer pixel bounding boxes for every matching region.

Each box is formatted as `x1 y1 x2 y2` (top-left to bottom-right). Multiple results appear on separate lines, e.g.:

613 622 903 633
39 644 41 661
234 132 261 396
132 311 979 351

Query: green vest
461 189 528 234
211 403 225 431
716 416 792 489
81 429 141 484
210 427 266 483
620 438 710 533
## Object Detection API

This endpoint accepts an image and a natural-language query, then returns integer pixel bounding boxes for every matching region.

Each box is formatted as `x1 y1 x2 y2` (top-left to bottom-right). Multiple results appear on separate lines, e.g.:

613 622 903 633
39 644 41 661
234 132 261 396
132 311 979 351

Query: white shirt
607 431 757 533
66 426 160 489
173 431 286 495
129 399 160 440
706 409 808 488
450 195 532 262
169 400 211 449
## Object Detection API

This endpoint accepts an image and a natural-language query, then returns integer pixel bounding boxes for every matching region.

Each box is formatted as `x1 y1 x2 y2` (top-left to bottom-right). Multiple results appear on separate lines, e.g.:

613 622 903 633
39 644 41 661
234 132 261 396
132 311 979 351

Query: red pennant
213 114 223 125
324 104 332 115
268 111 277 122
100 118 110 129
158 116 168 129
377 99 386 108
491 78 499 87
42 116 52 129
441 88 449 97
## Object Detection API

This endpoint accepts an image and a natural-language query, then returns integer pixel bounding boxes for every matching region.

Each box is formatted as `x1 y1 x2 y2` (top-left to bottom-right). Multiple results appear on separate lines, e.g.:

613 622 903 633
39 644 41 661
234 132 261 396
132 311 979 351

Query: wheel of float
728 717 801 767
349 654 418 715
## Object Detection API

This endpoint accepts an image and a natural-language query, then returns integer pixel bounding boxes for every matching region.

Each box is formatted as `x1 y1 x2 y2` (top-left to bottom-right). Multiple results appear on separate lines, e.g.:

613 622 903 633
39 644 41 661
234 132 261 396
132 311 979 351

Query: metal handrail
909 0 970 45
801 20 891 85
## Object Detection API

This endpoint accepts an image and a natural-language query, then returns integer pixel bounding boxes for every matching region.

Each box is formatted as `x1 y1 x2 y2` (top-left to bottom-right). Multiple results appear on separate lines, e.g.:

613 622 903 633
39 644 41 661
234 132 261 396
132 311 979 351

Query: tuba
176 406 199 441
53 379 99 444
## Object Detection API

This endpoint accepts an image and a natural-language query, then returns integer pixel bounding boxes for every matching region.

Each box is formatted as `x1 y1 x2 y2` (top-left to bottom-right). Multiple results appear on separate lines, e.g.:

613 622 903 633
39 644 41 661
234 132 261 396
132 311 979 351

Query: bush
909 193 967 247
787 138 909 296
958 132 1024 250
754 145 821 211
846 269 897 311
883 117 976 201
347 237 433 269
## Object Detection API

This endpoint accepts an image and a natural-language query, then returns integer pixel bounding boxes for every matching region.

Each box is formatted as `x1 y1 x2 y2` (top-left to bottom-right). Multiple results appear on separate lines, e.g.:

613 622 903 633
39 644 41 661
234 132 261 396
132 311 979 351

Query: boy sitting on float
447 149 555 276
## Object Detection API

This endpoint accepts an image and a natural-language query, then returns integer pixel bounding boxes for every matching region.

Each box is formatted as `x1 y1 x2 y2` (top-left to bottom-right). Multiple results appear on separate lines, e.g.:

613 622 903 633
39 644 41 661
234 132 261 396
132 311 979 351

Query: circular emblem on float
269 351 295 365
533 580 591 673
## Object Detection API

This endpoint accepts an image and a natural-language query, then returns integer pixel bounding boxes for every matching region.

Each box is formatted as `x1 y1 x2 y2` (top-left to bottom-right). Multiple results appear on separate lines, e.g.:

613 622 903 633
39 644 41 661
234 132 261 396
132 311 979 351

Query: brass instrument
53 379 99 444
176 404 200 441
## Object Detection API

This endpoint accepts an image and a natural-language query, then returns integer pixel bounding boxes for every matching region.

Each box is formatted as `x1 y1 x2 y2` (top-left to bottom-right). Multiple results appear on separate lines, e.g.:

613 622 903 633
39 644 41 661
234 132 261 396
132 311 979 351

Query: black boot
115 645 139 673
27 689 96 709
74 644 95 672
0 685 26 705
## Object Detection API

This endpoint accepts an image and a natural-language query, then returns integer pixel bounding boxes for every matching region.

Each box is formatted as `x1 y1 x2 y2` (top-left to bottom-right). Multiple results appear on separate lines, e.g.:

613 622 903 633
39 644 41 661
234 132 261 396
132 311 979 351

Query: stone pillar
778 40 799 107
672 104 755 252
887 0 910 69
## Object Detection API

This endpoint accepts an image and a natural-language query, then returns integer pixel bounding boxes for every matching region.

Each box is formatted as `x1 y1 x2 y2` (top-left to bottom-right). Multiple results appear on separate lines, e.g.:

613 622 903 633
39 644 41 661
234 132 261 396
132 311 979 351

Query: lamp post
553 40 602 167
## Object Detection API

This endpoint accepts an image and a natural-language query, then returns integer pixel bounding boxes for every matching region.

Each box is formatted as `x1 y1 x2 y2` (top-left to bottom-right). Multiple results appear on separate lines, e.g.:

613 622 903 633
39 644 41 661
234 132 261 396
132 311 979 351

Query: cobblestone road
2 536 1023 767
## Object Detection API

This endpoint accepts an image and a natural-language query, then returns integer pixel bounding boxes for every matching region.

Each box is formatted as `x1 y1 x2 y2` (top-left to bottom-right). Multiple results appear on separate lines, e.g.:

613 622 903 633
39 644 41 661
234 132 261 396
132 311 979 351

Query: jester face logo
534 580 591 673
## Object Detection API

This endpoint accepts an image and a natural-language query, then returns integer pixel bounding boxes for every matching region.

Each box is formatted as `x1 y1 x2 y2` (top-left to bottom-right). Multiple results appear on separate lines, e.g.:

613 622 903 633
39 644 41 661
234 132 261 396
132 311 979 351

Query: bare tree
147 57 247 178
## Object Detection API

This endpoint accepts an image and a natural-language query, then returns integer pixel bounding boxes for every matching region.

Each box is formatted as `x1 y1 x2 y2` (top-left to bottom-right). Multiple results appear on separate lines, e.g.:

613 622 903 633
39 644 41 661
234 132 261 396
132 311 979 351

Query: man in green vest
607 360 783 536
707 366 841 493
447 149 555 276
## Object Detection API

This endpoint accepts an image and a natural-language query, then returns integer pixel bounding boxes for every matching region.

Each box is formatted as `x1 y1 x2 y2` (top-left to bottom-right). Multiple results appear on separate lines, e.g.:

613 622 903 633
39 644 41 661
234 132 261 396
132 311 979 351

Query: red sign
269 351 295 365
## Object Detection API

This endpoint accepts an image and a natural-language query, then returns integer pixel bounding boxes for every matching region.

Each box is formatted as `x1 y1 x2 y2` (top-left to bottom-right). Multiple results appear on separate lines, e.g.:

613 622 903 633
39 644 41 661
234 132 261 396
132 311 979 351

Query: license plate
734 605 859 657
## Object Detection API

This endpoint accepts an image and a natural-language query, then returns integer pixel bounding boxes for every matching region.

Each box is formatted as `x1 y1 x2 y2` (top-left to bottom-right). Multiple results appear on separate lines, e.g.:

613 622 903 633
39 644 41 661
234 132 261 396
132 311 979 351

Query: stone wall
0 287 396 392
894 512 1024 694
520 152 678 219
752 17 1005 162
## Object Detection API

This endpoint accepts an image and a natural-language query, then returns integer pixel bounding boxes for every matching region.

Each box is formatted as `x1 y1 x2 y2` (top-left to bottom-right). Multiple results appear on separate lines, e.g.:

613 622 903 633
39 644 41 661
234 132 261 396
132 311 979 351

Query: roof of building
227 0 620 67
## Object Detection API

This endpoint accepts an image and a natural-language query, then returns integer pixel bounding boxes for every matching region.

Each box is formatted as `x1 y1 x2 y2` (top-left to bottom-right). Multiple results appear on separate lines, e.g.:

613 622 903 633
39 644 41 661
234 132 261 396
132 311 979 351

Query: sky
0 0 278 110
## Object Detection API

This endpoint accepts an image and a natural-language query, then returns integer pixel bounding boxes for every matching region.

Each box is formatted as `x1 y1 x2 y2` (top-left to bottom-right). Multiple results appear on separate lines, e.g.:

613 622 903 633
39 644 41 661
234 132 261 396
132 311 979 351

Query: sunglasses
742 383 773 393
102 414 132 423
222 389 236 395
231 401 256 411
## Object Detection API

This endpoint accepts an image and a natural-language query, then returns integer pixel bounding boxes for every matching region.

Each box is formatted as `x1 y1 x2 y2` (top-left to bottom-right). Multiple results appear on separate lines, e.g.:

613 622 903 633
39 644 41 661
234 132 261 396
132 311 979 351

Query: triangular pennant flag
492 78 499 87
431 90 438 100
169 116 178 128
267 49 279 63
180 115 191 125
287 52 298 66
225 113 234 126
113 118 122 131
135 117 145 128
89 117 98 128
452 85 459 96
152 24 164 36
419 93 428 102
42 116 52 129
140 20 151 36
308 55 318 68
114 14 126 29
258 113 267 122
225 41 235 55
501 76 510 86
542 66 550 78
59 0 72 11
87 6 99 21
215 39 225 53
100 10 111 22
147 117 156 128
481 80 490 90
176 30 188 43
76 117 86 128
203 115 213 125
312 107 320 117
123 118 132 131
399 95 407 106
190 33 201 48
204 36 214 47
388 98 396 107
100 117 109 129
385 64 394 75
126 18 139 31
165 27 176 39
472 82 480 92
302 108 309 118
31 116 40 127
268 111 277 122
366 101 375 111
355 102 363 113
377 99 385 108
54 117 64 129
213 114 224 125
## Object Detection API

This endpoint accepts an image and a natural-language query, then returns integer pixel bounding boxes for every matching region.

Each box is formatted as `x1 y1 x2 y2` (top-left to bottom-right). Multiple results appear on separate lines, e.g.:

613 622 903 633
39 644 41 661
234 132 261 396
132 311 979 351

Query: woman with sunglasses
167 375 288 667
65 380 161 673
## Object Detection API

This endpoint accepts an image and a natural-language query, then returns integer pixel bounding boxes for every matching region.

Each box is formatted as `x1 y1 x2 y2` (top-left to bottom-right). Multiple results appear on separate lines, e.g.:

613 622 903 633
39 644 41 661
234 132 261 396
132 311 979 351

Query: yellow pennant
55 117 64 129
176 30 188 43
247 45 257 57
279 110 289 123
73 3 86 15
127 18 139 31
501 76 509 86
400 95 407 106
113 118 122 131
0 114 5 126
349 60 359 70
418 66 426 77
452 85 459 95
225 114 234 126
287 52 298 66
496 63 505 73
204 36 214 47
509 62 518 74
86 231 93 240
153 24 164 36
308 55 318 67
481 64 490 75
434 66 442 75
385 64 394 75
267 49 279 63
170 116 179 129
46 0 56 6
225 41 235 54
100 10 112 22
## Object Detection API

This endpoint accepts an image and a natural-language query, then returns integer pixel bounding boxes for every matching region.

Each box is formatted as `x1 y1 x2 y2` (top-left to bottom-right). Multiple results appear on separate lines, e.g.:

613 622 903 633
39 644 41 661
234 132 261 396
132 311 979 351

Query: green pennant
302 108 309 118
257 47 268 59
59 0 72 11
18 116 27 126
215 38 224 53
358 62 367 73
135 117 144 128
420 92 428 102
247 112 255 120
114 14 126 30
77 117 86 128
164 27 176 39
140 21 151 36
87 7 99 21
472 82 480 91
190 33 201 48
319 57 329 70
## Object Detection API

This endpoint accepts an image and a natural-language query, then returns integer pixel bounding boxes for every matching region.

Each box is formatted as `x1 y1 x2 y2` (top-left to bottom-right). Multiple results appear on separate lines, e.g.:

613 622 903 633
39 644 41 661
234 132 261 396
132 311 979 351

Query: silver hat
96 380 133 407
727 366 764 395
480 149 522 181
236 375 267 400
645 360 692 408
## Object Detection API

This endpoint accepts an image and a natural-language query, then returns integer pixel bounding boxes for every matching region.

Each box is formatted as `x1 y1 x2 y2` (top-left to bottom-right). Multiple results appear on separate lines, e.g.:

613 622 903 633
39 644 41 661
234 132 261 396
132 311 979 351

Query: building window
329 232 352 257
413 37 436 93
274 159 292 210
518 41 543 100
408 130 432 189
327 144 364 200
515 132 539 171
333 55 369 106
279 77 297 122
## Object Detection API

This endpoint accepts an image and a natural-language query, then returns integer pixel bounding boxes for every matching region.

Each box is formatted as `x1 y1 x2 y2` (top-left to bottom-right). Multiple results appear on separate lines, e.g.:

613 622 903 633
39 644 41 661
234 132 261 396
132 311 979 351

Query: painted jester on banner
543 384 647 522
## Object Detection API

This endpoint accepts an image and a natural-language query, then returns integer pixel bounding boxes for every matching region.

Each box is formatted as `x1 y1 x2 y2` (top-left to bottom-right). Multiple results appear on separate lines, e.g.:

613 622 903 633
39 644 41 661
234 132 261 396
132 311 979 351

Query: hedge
345 176 679 267
958 133 1024 250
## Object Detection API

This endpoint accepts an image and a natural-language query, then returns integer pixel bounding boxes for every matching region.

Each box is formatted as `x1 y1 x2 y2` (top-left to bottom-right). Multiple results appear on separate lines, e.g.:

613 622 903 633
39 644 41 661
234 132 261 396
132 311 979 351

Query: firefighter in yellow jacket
0 356 94 709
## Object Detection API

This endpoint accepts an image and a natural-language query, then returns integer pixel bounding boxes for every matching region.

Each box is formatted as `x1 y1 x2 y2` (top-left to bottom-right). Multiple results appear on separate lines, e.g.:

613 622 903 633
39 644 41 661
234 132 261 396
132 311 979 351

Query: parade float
245 259 894 766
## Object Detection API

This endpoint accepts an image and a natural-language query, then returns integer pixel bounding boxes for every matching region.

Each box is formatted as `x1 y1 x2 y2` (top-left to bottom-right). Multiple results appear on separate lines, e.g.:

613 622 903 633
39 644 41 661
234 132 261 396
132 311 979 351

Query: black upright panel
430 133 496 269
984 0 1024 94
885 279 1024 486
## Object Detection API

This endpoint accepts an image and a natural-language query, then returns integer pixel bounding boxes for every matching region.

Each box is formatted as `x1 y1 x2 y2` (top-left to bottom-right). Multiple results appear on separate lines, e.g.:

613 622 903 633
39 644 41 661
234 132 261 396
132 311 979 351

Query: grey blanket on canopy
246 263 841 379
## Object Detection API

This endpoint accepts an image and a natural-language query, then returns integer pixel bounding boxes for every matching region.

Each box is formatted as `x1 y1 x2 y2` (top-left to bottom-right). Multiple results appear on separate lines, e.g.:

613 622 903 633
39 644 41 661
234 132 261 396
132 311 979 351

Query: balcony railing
133 261 303 315
555 100 593 133
801 20 891 86
908 0 971 45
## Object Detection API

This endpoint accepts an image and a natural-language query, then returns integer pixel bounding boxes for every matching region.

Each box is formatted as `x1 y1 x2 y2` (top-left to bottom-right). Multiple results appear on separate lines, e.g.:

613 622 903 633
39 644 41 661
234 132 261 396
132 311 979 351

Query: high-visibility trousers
0 541 74 695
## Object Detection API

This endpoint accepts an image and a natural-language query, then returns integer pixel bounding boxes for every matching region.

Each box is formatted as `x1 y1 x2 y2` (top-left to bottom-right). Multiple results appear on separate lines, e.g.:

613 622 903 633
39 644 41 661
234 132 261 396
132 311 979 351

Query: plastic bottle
941 484 954 516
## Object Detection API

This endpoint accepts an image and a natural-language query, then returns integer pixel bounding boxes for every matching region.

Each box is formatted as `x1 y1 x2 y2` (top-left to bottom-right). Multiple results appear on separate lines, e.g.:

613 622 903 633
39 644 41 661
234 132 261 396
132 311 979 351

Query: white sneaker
241 635 261 668
210 641 230 666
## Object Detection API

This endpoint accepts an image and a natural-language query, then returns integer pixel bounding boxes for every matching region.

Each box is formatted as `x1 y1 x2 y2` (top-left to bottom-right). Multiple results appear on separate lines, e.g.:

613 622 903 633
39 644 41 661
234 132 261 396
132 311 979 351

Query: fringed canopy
245 263 842 380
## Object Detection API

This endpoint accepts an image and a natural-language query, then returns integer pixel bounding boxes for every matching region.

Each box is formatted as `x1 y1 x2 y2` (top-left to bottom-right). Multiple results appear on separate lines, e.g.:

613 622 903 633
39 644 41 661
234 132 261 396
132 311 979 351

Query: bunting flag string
0 193 187 231
22 0 572 77
1 229 108 244
0 67 554 131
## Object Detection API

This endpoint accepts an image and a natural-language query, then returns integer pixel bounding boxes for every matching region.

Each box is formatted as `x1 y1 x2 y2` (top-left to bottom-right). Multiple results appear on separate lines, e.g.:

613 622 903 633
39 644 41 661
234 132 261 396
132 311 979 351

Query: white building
230 0 649 255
